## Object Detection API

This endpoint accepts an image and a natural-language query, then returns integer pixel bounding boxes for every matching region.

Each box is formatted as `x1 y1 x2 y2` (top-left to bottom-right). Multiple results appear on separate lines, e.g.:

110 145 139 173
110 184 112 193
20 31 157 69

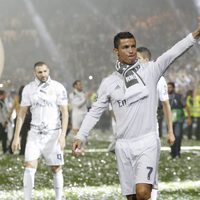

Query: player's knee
136 188 151 200
24 161 37 169
51 165 62 173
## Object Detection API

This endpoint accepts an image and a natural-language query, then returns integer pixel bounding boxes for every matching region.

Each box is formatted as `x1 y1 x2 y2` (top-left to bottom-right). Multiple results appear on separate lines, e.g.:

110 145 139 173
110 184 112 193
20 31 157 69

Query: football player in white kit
73 21 200 200
12 62 68 200
137 46 175 200
108 47 175 156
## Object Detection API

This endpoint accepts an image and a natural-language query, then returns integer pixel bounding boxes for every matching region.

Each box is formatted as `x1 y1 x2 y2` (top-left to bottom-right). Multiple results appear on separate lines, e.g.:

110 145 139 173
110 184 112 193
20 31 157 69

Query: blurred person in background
0 90 9 154
137 46 175 200
184 89 194 140
69 80 91 135
137 46 174 142
193 87 200 140
73 20 200 200
11 62 68 200
17 85 31 155
7 88 20 154
8 85 32 155
168 82 192 159
6 90 18 145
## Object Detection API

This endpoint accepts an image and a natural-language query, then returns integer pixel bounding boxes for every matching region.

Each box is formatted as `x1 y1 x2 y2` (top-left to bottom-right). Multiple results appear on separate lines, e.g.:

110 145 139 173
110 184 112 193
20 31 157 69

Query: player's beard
38 76 48 83
40 79 47 83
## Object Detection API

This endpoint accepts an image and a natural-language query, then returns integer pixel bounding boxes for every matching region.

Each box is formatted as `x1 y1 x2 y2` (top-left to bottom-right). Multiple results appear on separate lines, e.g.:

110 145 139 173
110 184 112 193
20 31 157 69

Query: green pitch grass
0 129 199 199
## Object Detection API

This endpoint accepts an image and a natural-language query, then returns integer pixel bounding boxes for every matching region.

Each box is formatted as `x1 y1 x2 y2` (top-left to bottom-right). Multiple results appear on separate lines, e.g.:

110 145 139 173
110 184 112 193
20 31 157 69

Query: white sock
23 167 36 200
151 188 158 200
53 170 64 200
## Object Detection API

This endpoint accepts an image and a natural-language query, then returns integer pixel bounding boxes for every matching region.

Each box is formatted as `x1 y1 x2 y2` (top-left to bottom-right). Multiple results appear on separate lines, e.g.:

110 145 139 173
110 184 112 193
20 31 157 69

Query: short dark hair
73 80 81 88
137 46 151 60
167 82 175 88
34 61 47 69
114 32 136 49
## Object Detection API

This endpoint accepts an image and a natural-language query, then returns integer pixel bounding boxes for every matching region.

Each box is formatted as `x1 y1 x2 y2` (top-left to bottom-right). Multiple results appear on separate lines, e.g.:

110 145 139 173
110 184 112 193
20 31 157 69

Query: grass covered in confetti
0 129 200 199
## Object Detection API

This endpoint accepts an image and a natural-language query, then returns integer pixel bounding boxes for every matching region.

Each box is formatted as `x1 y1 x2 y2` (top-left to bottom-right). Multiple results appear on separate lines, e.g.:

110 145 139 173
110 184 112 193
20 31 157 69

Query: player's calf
23 167 36 200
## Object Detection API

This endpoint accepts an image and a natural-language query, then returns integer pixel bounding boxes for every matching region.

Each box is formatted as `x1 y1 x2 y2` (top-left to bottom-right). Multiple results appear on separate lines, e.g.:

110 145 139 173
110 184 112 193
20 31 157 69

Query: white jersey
0 99 8 123
69 89 88 129
75 33 196 142
157 76 169 102
69 89 88 115
21 77 68 130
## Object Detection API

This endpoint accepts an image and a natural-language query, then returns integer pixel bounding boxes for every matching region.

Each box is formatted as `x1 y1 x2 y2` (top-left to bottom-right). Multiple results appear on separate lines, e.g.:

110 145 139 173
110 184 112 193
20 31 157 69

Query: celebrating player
72 19 200 200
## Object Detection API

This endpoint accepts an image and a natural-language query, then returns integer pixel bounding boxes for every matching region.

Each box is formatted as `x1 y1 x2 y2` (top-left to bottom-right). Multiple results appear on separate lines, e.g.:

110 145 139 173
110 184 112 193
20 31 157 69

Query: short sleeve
56 84 68 105
157 77 169 102
20 85 31 106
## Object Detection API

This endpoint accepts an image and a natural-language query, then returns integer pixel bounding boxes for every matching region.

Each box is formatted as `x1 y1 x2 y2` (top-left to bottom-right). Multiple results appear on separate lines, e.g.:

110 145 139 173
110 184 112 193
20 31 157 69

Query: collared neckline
34 76 51 87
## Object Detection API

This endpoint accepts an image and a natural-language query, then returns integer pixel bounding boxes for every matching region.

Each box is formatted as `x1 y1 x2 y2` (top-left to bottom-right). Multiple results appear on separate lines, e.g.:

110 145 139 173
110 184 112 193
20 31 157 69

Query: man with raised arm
73 20 200 200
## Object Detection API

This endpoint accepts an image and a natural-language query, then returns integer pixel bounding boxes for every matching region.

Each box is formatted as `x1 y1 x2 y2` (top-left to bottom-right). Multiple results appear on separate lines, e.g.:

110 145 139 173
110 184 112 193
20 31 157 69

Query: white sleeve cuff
188 33 198 44
74 134 87 144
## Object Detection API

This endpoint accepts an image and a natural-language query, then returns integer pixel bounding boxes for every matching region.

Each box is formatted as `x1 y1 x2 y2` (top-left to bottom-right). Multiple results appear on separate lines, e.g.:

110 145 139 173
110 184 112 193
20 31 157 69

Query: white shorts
25 129 64 166
72 112 86 129
115 133 160 196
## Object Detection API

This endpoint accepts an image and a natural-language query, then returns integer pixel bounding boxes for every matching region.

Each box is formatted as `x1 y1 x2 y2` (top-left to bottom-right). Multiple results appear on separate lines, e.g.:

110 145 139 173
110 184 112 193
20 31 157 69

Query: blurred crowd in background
0 0 199 92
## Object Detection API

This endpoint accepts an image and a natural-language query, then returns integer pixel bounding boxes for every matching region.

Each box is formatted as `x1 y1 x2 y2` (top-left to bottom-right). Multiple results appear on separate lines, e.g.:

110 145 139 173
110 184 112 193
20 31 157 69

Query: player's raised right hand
192 17 200 39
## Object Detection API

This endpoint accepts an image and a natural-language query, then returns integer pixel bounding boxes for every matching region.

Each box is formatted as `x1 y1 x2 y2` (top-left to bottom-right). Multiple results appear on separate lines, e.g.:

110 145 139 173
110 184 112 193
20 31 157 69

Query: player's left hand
72 139 83 157
167 131 175 146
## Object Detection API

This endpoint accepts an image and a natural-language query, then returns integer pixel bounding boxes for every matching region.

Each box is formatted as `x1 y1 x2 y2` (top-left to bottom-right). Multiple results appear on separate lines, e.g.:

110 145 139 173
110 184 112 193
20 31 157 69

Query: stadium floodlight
88 75 93 80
